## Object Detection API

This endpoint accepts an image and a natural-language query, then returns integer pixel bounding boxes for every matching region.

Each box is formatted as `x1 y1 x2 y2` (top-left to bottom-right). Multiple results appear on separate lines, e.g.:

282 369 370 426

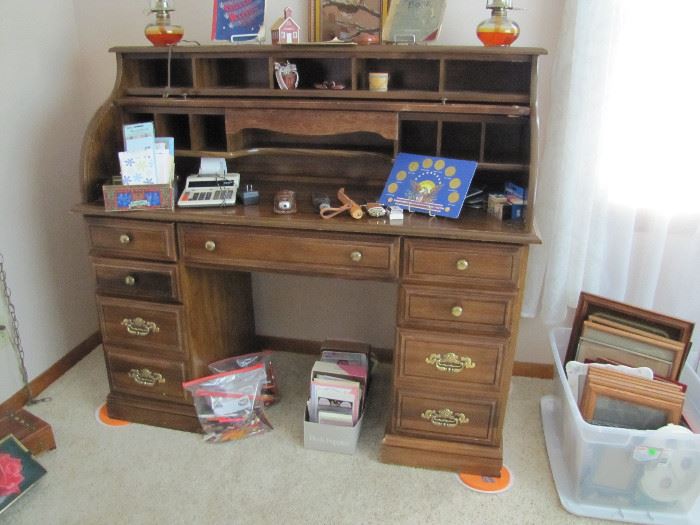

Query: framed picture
310 0 388 42
579 367 684 430
383 0 447 43
0 435 46 515
565 292 694 380
212 0 266 42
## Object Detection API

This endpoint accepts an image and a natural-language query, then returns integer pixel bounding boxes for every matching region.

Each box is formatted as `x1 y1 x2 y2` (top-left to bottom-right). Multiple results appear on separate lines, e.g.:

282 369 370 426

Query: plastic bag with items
182 363 272 443
208 351 280 406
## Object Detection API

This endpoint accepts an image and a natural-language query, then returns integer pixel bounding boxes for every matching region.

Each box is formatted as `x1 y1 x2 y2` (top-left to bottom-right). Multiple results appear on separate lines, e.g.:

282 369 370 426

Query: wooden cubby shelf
87 44 546 231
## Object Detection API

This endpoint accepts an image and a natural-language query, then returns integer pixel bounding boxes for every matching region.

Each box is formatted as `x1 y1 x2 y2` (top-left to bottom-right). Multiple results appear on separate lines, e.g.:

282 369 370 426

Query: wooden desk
76 45 545 475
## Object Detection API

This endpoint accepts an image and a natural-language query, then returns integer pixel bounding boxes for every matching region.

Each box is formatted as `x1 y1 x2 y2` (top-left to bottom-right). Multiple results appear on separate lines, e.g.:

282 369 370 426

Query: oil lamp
476 0 520 47
145 0 184 47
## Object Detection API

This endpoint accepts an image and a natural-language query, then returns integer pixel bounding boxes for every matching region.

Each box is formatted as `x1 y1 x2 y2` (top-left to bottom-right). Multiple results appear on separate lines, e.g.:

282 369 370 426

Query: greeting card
118 149 157 185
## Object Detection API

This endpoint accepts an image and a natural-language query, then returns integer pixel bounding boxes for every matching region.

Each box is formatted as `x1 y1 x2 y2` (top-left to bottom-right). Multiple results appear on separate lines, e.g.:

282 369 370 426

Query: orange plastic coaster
95 403 130 427
458 465 513 494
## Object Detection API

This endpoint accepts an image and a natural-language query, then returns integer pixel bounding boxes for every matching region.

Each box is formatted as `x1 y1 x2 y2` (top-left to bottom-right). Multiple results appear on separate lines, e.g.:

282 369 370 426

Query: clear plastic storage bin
541 328 700 524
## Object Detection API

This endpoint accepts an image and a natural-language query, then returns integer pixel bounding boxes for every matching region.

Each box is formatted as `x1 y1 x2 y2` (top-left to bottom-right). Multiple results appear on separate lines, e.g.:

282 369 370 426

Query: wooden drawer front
180 225 399 279
105 347 187 401
97 297 185 355
93 258 179 302
403 239 522 288
400 285 514 335
397 329 504 389
86 217 177 261
395 390 497 444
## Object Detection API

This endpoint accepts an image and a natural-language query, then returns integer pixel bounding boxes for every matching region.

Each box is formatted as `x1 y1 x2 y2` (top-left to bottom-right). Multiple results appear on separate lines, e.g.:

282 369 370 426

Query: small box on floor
0 409 56 456
303 339 371 455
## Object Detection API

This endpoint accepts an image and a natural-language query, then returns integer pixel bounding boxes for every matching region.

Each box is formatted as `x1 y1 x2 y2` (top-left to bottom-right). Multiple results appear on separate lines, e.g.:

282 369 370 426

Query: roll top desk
76 44 545 475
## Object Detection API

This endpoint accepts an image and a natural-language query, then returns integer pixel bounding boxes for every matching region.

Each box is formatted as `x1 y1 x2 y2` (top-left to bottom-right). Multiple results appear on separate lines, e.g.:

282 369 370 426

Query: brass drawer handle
421 408 469 428
456 259 469 271
350 250 363 263
426 353 476 373
121 317 160 337
451 305 463 318
124 275 136 287
128 368 165 387
119 234 131 244
205 240 216 252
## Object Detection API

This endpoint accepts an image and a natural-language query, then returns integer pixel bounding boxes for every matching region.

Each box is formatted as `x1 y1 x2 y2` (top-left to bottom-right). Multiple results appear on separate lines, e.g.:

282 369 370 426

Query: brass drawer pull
128 368 165 387
205 240 216 252
124 275 136 286
421 408 469 428
350 250 363 263
121 317 160 337
456 259 469 271
426 352 476 373
451 305 463 318
119 234 131 244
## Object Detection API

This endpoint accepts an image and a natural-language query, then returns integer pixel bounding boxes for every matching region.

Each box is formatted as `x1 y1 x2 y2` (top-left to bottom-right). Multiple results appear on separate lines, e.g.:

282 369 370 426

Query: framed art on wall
310 0 388 42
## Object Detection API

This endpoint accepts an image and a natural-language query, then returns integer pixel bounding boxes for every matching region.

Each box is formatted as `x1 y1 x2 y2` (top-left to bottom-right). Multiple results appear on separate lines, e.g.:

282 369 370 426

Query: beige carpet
2 348 613 524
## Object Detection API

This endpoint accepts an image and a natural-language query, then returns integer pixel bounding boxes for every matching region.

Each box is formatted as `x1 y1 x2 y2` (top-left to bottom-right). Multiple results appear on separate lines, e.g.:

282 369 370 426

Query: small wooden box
0 409 56 456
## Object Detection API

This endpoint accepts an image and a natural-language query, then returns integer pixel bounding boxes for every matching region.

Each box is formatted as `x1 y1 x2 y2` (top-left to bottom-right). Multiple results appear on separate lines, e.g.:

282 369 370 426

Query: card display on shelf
378 153 478 219
102 183 175 212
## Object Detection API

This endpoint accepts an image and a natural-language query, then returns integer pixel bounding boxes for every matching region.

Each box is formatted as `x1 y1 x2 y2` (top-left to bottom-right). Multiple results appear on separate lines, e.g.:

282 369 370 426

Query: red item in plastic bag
208 351 279 406
182 364 272 443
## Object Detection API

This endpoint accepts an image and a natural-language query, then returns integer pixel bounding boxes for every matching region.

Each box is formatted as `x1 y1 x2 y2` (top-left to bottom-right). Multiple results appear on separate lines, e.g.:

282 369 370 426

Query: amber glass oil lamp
477 0 520 47
145 0 184 47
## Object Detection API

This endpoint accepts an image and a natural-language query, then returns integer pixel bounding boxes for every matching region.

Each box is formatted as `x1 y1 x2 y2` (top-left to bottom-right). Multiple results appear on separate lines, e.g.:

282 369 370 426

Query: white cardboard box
303 407 363 455
541 327 700 524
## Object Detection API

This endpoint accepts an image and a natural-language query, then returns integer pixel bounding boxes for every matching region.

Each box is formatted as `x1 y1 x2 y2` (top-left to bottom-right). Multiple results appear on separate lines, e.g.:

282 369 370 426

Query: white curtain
523 0 700 335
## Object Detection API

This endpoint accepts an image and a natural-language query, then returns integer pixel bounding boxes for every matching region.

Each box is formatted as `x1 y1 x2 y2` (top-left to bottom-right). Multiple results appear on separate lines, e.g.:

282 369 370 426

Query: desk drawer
396 329 504 389
97 296 185 355
86 217 177 262
93 258 179 302
395 389 497 445
399 285 514 335
403 238 522 289
180 225 399 280
105 346 187 402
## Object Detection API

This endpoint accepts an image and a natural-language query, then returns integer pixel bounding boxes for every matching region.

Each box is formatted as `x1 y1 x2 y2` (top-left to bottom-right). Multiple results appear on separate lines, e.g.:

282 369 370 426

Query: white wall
0 1 99 402
0 0 562 403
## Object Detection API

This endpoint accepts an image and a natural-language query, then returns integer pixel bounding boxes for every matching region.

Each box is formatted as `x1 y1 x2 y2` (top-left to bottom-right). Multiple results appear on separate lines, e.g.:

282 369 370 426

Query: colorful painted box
102 183 175 212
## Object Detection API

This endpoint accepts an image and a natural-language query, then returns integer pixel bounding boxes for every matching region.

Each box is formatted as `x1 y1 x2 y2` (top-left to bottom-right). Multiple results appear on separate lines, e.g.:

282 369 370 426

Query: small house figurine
271 7 300 45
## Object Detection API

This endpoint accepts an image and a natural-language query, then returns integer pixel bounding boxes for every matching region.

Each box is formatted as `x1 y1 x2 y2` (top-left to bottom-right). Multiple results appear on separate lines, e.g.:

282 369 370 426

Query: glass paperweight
145 0 184 47
477 0 520 47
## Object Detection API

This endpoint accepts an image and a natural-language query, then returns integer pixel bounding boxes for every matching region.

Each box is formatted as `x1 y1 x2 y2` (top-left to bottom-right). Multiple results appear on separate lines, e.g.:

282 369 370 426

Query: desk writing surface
73 202 540 245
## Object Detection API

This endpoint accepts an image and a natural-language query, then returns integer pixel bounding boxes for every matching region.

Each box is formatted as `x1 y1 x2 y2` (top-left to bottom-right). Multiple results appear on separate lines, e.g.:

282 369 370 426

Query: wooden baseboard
0 331 101 415
513 361 554 379
257 335 553 379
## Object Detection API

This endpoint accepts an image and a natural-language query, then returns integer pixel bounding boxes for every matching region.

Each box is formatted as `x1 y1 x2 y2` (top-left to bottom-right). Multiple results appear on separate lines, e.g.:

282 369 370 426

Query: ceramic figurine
271 7 301 44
